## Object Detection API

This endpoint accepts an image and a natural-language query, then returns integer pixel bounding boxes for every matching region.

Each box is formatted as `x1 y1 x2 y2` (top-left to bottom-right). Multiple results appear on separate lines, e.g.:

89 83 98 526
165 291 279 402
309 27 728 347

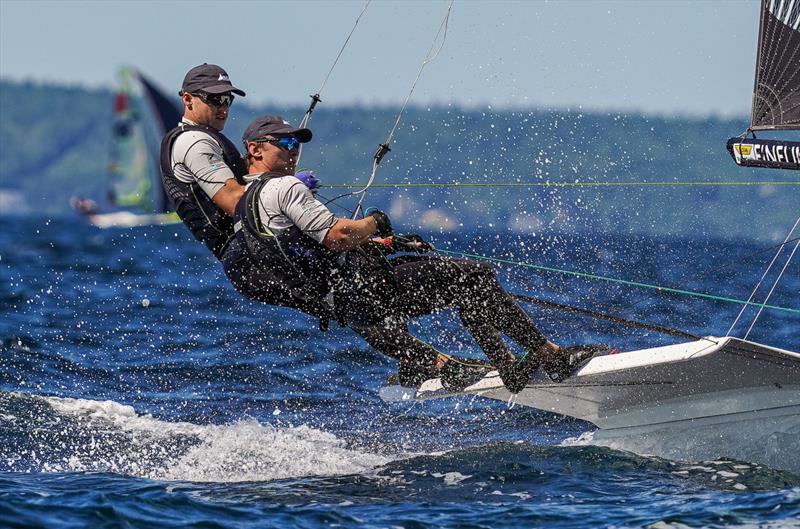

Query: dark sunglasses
256 136 301 152
192 91 234 107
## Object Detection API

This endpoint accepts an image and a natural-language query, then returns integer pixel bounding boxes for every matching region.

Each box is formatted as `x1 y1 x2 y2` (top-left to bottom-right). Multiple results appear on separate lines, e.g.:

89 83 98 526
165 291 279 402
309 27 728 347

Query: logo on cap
218 74 229 82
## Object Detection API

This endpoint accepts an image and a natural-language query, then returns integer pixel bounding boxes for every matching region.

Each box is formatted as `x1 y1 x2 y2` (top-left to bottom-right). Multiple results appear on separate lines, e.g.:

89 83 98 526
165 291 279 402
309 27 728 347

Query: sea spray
2 392 391 482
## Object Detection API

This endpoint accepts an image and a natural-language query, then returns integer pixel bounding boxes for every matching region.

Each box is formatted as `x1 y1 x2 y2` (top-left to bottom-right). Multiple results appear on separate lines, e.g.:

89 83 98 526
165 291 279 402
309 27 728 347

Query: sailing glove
366 208 393 237
295 169 320 192
394 234 435 253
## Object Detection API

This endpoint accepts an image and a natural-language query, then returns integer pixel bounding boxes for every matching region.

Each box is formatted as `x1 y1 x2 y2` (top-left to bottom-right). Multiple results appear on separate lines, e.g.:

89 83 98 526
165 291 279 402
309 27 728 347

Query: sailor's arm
323 217 379 251
181 135 243 216
211 179 245 216
279 179 390 252
323 209 393 251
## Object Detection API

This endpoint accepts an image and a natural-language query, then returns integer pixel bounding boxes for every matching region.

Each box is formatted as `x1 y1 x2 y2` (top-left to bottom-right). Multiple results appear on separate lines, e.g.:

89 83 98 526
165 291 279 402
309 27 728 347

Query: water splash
1 392 391 483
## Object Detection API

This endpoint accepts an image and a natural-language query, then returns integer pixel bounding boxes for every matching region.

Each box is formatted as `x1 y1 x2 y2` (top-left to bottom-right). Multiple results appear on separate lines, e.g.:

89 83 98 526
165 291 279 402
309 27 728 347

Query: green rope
325 181 800 189
436 248 800 315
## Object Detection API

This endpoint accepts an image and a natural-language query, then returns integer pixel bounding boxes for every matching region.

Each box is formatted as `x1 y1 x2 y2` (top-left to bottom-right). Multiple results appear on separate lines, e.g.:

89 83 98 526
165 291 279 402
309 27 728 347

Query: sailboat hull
380 337 800 470
87 211 180 229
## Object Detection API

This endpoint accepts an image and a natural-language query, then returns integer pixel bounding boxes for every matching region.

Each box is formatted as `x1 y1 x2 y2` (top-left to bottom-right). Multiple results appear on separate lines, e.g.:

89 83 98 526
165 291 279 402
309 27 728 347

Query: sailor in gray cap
235 115 607 392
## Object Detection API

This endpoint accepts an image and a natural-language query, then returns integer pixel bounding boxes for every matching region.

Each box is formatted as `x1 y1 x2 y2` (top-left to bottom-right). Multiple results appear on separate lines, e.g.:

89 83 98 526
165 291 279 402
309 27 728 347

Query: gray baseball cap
242 115 312 144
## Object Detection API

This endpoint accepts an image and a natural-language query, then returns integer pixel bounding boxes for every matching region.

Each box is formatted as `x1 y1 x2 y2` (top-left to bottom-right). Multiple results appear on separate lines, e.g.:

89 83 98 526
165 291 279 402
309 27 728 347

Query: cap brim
270 127 312 143
203 83 246 96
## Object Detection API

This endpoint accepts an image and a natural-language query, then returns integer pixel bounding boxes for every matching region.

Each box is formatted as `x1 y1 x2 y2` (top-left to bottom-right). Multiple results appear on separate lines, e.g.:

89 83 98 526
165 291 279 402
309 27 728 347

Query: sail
134 70 182 212
750 0 800 130
727 0 800 170
107 67 152 211
107 67 182 213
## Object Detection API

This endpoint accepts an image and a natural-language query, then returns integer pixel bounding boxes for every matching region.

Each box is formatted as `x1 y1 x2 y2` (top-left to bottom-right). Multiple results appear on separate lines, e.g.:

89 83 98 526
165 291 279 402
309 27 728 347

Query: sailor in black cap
161 63 247 218
235 115 608 392
159 64 310 313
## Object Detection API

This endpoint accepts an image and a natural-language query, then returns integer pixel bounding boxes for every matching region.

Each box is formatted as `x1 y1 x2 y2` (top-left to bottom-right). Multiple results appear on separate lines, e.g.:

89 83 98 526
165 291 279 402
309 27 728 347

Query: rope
296 0 371 166
352 0 454 219
597 235 800 339
326 180 800 189
435 248 800 315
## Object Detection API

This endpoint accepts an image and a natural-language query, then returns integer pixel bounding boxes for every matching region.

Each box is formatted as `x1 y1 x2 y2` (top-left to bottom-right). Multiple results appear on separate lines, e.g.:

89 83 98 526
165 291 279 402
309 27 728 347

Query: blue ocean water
1 215 798 529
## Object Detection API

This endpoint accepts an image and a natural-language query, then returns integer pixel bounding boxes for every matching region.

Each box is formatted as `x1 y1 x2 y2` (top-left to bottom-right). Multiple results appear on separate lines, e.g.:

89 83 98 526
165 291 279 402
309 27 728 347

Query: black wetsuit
233 173 548 384
356 255 548 383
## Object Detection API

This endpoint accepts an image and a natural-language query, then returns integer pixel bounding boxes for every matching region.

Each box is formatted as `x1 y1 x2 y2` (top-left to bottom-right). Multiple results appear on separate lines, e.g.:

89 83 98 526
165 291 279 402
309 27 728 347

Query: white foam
37 395 392 483
431 471 472 485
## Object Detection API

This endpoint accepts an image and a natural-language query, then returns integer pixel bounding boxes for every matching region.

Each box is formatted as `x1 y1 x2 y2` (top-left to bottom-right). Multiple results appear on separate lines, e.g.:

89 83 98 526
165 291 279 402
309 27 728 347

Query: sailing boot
497 351 540 394
437 355 494 391
542 344 610 382
393 357 438 388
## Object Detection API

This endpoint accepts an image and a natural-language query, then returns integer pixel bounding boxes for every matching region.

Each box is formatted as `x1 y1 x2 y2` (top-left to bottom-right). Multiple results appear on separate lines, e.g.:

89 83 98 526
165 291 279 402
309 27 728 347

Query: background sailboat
71 66 181 227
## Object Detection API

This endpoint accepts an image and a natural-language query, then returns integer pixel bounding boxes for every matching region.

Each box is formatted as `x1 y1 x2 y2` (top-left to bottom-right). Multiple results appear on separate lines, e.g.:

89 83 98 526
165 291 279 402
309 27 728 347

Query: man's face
253 135 300 174
184 91 233 130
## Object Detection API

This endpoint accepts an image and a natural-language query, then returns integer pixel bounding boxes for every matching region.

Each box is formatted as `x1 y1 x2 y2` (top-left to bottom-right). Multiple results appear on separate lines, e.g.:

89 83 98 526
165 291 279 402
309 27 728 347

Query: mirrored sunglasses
256 136 301 151
192 91 234 107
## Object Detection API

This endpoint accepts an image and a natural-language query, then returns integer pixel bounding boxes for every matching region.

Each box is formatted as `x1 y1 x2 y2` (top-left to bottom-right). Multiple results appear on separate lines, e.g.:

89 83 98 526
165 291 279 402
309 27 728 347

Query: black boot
498 352 540 394
543 344 610 382
438 356 494 391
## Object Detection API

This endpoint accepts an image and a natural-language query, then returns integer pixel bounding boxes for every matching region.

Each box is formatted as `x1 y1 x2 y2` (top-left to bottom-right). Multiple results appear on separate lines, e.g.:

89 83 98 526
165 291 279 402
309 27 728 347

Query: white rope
352 0 454 219
296 0 371 165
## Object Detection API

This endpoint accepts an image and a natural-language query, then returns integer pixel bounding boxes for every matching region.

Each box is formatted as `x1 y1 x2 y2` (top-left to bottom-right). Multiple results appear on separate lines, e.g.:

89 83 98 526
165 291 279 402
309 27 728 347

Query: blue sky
1 0 760 117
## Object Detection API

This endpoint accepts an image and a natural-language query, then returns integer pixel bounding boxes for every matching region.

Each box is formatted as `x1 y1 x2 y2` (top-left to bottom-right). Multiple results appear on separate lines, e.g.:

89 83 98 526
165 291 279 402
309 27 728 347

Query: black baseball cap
181 63 245 96
242 115 312 144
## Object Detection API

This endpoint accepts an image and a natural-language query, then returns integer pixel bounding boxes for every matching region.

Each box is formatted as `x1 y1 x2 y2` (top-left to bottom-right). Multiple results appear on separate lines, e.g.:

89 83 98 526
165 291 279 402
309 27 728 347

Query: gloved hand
374 234 435 255
295 169 320 192
365 208 393 237
394 234 435 253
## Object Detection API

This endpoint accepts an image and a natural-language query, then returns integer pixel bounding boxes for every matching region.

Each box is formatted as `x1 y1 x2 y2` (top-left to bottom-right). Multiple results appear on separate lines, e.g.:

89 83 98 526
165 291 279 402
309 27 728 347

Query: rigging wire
351 0 454 219
726 214 800 336
434 247 800 315
743 218 800 339
296 0 371 167
508 291 703 341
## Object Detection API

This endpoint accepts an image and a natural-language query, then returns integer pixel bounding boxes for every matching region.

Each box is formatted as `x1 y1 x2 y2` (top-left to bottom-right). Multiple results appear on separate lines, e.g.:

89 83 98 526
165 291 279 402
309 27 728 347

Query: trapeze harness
159 122 247 259
233 172 399 329
159 123 295 311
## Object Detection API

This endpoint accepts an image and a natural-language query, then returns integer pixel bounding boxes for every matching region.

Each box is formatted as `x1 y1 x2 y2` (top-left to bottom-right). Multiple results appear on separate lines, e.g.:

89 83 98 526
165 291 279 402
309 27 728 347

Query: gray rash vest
251 174 336 242
170 118 238 200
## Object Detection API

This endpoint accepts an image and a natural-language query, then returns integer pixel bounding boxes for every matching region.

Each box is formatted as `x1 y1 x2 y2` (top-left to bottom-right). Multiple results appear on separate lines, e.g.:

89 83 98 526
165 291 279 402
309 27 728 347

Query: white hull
87 211 180 228
380 337 800 472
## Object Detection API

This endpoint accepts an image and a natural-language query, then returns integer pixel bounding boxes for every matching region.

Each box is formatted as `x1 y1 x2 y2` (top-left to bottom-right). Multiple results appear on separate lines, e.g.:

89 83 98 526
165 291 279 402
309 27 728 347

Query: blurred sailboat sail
73 67 181 227
727 0 800 170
